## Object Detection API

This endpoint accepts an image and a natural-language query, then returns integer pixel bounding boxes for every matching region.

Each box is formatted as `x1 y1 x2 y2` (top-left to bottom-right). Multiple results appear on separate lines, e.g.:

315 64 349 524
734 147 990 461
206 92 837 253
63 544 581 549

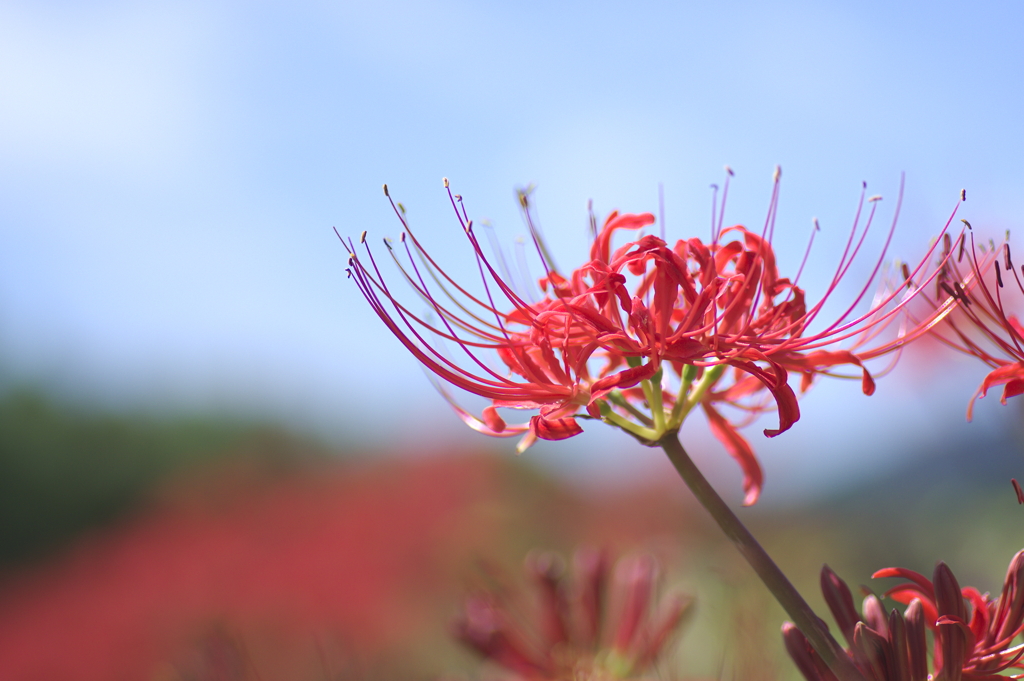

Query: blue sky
2 0 1023 502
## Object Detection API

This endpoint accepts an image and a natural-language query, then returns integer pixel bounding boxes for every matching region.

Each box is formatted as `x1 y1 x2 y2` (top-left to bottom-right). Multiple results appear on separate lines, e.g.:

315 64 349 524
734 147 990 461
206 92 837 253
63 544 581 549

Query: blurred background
3 1 1024 679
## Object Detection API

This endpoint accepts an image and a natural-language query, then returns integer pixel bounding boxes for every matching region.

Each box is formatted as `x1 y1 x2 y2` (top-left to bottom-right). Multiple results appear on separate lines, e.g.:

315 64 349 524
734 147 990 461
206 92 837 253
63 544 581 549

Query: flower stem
658 432 862 681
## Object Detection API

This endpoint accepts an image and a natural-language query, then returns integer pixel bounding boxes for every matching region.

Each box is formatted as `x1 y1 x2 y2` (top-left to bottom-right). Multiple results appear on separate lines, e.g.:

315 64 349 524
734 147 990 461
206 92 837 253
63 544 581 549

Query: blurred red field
0 449 508 679
0 445 702 680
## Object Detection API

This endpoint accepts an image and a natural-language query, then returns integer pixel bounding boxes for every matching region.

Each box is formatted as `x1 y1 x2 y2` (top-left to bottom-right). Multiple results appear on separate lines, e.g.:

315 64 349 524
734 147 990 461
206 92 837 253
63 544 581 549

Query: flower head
906 217 1024 419
785 553 1024 681
344 172 961 504
451 548 691 680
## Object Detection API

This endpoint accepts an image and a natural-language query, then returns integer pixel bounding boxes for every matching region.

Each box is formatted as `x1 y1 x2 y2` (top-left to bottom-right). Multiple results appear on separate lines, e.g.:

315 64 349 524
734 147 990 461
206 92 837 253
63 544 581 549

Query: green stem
602 409 659 442
646 369 666 433
607 391 655 427
669 364 725 429
658 432 863 681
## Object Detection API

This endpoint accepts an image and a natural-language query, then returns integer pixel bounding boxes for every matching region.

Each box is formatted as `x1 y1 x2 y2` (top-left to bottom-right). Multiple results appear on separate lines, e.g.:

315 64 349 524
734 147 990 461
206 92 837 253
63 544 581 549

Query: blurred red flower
907 226 1024 419
453 548 690 680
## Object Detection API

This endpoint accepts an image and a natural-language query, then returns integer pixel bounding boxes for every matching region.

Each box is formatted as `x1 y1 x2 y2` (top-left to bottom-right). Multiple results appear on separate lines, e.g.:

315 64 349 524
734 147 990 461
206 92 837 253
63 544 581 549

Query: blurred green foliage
0 389 265 566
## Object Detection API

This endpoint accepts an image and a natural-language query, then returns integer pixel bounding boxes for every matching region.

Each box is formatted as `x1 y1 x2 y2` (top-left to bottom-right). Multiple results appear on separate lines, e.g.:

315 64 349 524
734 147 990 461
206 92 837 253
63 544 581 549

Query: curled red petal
962 586 990 645
701 401 763 506
874 567 937 602
977 363 1024 404
590 211 657 263
729 359 801 438
482 406 506 433
1003 378 1024 402
530 414 584 441
784 350 876 396
591 360 659 397
874 566 941 627
436 383 530 438
885 588 940 629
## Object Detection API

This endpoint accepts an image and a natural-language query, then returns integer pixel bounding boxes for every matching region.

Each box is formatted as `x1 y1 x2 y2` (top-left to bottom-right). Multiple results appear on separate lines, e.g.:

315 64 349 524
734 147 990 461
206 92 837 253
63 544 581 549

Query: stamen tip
955 281 971 305
961 219 972 230
812 217 820 231
443 176 449 188
382 183 389 197
961 188 966 201
359 230 367 243
400 232 407 243
772 165 780 181
862 180 867 189
725 165 734 176
868 195 883 203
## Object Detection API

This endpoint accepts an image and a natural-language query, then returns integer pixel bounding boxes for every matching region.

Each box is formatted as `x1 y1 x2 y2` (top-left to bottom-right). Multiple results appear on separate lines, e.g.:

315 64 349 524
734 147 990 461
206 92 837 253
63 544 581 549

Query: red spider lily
452 548 690 680
904 220 1024 419
874 552 1024 681
344 172 963 505
784 554 1024 681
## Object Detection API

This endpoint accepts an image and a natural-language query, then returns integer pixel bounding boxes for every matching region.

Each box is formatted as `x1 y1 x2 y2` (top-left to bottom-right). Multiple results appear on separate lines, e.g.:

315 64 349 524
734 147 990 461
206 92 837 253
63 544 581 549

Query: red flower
785 553 1024 681
878 553 1024 681
451 548 691 680
345 172 961 504
907 221 1024 419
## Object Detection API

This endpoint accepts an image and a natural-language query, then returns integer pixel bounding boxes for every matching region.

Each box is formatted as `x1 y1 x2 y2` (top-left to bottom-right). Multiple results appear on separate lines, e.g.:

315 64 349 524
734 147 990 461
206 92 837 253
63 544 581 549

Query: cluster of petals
344 174 965 505
784 553 1024 681
907 224 1024 419
451 548 690 680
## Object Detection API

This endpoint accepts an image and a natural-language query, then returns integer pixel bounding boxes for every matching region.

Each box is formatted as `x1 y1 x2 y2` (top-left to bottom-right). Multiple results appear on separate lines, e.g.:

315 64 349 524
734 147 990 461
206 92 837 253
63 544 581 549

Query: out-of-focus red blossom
907 220 1024 419
784 552 1024 681
345 172 964 504
452 548 691 680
